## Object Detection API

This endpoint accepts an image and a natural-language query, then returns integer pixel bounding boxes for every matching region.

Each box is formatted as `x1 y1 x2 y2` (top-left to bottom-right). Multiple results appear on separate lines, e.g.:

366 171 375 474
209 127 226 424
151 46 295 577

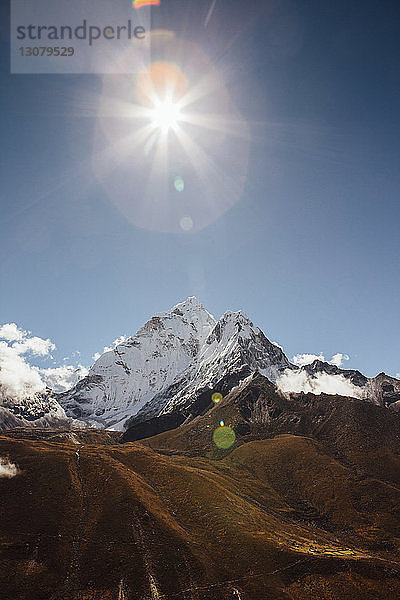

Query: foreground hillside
1 379 400 600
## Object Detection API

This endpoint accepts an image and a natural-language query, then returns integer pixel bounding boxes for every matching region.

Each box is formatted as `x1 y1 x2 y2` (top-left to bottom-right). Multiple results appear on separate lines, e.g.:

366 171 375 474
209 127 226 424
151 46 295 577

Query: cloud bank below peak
277 350 359 397
0 323 88 398
276 369 363 399
292 352 350 368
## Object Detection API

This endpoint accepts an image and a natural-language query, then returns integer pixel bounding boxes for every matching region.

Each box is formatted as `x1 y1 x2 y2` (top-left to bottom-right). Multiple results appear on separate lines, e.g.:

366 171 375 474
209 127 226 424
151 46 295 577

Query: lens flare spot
213 426 236 450
174 175 184 192
219 420 225 427
179 216 193 231
212 392 222 404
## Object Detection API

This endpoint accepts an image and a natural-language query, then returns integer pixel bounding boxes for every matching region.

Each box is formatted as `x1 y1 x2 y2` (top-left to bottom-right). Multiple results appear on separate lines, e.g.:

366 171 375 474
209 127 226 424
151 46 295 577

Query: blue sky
1 0 399 379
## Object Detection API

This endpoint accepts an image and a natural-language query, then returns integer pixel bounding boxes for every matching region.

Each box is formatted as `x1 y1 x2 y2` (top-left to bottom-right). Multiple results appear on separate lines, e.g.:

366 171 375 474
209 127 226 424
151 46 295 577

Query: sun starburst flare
149 98 182 133
94 38 250 233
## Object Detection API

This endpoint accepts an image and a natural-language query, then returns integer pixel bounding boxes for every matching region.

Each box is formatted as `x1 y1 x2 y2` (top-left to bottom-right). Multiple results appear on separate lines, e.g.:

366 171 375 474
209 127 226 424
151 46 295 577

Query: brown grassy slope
1 375 400 599
4 428 122 445
143 374 400 484
1 421 400 600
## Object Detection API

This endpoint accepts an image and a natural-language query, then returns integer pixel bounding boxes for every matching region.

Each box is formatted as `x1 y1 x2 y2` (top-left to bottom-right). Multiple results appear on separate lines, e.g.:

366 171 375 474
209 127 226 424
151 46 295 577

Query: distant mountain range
1 297 399 432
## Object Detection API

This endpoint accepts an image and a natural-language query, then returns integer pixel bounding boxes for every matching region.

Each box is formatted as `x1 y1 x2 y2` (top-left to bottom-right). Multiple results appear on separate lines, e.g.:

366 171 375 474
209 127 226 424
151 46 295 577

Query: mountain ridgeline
55 297 399 437
2 297 399 434
56 297 294 431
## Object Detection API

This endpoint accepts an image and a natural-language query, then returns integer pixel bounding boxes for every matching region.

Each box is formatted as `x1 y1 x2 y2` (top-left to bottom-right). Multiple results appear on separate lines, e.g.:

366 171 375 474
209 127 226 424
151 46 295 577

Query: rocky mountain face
130 372 400 481
301 360 368 387
0 386 77 432
56 297 216 429
5 297 397 434
56 298 293 430
362 372 400 407
300 360 400 407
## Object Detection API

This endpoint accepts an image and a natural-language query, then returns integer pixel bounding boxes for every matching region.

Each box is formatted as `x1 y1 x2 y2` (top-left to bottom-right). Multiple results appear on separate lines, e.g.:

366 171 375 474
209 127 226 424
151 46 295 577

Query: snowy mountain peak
205 309 259 347
130 307 294 424
153 296 212 322
223 309 259 334
56 299 294 430
122 297 214 346
57 298 217 429
220 309 255 327
169 296 210 314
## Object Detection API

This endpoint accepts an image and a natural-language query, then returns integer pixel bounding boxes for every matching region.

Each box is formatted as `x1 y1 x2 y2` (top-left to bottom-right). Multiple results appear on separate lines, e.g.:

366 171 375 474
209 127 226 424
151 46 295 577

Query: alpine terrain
56 297 293 430
1 298 400 600
55 297 400 436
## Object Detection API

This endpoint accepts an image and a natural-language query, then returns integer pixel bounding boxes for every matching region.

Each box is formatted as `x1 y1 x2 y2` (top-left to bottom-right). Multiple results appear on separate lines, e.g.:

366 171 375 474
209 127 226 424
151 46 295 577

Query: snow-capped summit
124 306 294 425
151 296 215 347
57 298 216 429
201 308 292 383
57 298 293 430
157 295 210 317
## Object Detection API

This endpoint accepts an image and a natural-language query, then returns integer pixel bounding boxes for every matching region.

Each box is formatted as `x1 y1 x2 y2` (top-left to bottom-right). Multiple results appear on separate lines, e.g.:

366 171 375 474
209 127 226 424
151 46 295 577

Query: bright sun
150 98 182 133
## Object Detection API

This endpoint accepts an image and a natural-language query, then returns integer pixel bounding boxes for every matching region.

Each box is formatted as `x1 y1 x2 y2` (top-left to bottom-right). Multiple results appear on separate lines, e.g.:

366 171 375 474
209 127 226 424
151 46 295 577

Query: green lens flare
213 426 236 449
174 175 184 192
212 392 222 403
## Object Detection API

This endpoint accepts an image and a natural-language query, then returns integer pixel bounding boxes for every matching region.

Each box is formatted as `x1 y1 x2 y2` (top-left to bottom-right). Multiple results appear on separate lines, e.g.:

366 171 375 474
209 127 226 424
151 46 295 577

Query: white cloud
0 323 55 357
12 336 55 356
0 323 26 342
0 323 57 399
292 353 325 366
0 341 45 399
92 335 127 362
0 456 19 478
0 322 87 399
277 369 363 398
330 353 350 367
292 352 350 368
40 364 89 393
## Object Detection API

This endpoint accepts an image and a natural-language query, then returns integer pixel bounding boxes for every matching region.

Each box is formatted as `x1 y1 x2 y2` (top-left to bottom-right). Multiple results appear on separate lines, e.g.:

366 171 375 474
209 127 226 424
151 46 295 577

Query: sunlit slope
1 428 400 599
140 374 400 486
